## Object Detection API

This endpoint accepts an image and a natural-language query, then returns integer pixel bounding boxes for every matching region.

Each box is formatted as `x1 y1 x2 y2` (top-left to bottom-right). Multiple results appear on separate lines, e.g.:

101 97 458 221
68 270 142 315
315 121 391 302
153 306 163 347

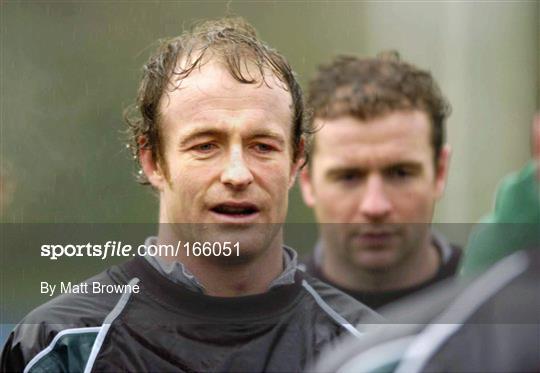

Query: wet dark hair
124 17 310 184
308 51 451 163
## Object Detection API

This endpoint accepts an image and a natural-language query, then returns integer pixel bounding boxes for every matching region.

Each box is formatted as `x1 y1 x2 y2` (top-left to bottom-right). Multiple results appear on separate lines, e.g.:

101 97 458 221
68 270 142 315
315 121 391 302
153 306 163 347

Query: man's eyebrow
326 167 364 177
178 128 287 147
383 161 423 170
249 130 286 145
324 161 424 177
178 129 225 147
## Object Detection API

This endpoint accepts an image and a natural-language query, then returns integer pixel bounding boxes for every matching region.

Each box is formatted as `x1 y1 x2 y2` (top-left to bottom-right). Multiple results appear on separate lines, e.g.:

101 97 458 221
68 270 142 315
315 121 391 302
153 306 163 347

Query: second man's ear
435 144 452 199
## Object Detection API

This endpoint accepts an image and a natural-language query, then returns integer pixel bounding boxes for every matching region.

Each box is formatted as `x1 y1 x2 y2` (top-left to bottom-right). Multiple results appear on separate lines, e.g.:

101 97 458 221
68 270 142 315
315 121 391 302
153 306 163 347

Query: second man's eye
333 171 363 184
386 166 414 180
340 172 360 182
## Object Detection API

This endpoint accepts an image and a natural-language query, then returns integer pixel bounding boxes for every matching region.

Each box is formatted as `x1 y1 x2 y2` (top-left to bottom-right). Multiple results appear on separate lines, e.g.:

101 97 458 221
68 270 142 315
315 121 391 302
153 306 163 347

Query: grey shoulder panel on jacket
310 276 471 373
302 273 383 328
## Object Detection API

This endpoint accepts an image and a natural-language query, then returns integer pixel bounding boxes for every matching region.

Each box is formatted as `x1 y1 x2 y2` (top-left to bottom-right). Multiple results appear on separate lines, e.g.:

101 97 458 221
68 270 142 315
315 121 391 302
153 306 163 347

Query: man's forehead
312 113 434 164
314 112 431 146
318 144 426 169
157 60 295 140
161 59 292 111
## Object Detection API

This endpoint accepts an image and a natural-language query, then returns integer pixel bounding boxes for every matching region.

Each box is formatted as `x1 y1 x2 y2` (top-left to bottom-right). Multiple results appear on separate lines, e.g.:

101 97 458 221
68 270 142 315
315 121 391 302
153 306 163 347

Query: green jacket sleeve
461 161 540 276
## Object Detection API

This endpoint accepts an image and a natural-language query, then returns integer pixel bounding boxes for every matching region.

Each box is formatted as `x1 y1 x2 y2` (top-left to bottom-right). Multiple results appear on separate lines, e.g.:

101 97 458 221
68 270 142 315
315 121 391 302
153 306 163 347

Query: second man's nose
359 175 392 221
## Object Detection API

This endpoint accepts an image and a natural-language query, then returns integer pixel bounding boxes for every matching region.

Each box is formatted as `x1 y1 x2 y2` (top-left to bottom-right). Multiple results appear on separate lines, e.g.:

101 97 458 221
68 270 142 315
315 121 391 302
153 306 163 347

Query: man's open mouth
210 203 260 217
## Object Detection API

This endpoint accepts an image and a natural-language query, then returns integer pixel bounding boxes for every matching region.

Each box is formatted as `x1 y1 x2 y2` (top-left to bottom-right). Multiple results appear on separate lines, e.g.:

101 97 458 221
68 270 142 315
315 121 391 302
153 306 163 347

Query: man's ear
299 166 316 207
288 138 305 189
138 138 166 191
435 144 451 199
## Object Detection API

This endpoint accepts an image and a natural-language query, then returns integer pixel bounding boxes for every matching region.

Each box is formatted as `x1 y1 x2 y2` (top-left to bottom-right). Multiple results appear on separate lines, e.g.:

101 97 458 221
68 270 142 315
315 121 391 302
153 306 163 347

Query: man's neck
155 230 285 297
321 240 440 293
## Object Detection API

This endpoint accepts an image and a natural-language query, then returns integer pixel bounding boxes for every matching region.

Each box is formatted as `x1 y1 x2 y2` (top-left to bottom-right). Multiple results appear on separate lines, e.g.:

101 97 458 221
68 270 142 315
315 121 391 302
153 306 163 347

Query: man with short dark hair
300 53 462 310
313 113 540 373
1 18 377 372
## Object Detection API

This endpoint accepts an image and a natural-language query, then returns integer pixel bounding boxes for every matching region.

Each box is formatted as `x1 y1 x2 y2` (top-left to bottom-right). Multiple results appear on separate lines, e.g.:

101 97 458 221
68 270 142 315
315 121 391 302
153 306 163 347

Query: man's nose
359 175 392 221
220 147 254 190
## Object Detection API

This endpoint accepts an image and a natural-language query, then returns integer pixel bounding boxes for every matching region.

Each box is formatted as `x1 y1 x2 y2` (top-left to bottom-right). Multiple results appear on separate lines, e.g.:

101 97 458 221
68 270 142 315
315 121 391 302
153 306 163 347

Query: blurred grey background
1 1 539 224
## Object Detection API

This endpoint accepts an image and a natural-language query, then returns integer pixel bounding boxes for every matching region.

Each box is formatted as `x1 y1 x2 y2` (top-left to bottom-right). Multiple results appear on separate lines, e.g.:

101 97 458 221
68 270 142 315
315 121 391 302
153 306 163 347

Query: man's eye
253 143 275 153
192 143 217 153
387 167 413 180
337 172 361 183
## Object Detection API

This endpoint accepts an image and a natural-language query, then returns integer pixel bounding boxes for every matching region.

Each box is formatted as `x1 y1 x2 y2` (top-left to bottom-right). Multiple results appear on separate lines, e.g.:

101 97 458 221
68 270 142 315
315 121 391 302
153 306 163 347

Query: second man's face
300 111 449 271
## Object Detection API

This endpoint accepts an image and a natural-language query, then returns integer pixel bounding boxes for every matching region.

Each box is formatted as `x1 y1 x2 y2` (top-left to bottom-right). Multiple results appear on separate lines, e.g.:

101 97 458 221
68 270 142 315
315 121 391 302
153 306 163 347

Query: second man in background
300 52 462 310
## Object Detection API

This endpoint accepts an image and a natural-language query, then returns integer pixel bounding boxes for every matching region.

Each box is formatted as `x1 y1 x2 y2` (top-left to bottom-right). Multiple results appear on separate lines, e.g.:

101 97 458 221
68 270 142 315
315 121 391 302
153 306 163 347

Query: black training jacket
1 256 379 372
313 249 540 373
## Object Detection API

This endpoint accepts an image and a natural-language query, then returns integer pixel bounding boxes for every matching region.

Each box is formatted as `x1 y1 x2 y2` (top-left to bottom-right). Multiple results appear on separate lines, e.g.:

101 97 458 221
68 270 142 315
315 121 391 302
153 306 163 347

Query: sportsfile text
40 241 240 260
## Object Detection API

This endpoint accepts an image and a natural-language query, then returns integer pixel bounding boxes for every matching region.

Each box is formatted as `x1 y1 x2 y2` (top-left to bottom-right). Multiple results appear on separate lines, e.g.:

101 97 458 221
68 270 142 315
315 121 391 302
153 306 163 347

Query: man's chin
208 221 270 239
351 248 400 272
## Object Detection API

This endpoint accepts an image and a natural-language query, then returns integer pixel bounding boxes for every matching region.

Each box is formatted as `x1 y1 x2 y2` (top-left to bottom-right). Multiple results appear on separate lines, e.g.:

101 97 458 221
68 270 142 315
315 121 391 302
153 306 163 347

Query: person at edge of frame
298 52 462 310
0 17 380 373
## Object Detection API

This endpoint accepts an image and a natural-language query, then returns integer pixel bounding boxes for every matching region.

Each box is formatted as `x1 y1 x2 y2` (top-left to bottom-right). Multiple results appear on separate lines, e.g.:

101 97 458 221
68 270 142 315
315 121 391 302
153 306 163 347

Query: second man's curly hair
308 51 451 163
